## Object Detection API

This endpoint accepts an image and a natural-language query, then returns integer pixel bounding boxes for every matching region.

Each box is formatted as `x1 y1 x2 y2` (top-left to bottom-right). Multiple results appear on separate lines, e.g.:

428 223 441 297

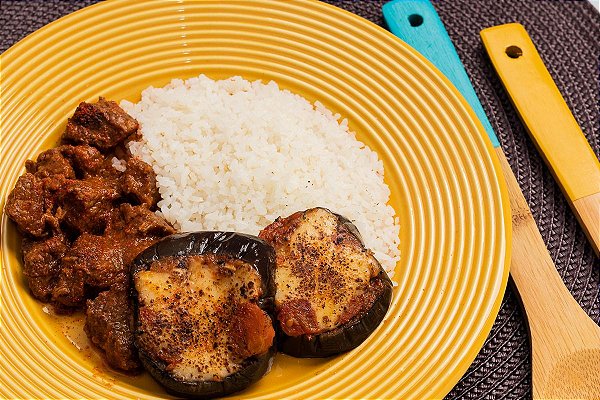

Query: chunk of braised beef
124 237 165 269
53 233 127 308
51 266 86 311
62 98 138 151
85 284 141 371
6 173 47 237
121 157 160 207
22 235 68 302
61 144 123 181
25 148 75 179
39 175 69 233
58 177 121 234
52 205 173 309
117 204 175 265
61 144 105 177
120 204 174 237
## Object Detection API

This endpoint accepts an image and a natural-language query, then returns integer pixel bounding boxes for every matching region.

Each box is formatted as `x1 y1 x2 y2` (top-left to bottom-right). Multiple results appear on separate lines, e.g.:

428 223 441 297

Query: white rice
111 157 127 172
121 75 400 276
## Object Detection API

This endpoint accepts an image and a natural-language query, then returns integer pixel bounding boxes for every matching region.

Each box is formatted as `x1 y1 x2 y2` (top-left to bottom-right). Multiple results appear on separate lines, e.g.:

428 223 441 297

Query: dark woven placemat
2 1 599 399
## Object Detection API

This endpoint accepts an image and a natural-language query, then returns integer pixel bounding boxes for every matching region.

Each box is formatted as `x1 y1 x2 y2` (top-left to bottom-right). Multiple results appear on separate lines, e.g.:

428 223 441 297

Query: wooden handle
481 23 600 254
384 6 600 397
573 192 600 254
495 148 600 399
382 0 500 147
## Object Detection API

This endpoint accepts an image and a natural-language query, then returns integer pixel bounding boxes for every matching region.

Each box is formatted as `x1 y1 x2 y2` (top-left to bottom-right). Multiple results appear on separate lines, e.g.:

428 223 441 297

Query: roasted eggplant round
259 207 393 358
130 231 276 398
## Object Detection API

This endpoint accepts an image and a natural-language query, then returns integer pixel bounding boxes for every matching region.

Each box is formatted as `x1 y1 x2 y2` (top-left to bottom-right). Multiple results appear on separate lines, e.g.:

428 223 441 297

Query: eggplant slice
130 232 276 398
259 207 393 358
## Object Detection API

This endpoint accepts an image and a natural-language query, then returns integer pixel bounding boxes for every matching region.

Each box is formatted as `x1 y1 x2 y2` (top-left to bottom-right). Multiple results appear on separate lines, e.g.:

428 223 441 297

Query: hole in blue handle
408 14 423 27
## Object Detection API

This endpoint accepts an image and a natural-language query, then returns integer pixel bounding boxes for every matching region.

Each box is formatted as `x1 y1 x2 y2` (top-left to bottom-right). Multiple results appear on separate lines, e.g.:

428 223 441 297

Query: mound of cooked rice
122 75 400 275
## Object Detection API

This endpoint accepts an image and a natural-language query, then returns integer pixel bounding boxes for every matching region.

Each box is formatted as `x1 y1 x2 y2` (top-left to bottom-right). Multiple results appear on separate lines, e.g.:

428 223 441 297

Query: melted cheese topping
275 208 380 331
135 255 262 381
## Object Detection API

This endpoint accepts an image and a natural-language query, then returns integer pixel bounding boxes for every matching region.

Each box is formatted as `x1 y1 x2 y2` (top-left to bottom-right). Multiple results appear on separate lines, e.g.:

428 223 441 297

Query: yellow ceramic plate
0 0 510 398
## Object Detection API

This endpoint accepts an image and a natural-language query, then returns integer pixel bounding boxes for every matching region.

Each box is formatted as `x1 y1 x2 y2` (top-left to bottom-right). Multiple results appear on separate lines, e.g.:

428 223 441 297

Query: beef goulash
5 98 174 372
259 207 393 357
5 93 396 396
131 232 276 398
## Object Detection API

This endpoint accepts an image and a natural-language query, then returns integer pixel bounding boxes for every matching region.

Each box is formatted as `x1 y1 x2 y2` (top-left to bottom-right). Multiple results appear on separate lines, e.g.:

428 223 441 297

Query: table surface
2 1 599 399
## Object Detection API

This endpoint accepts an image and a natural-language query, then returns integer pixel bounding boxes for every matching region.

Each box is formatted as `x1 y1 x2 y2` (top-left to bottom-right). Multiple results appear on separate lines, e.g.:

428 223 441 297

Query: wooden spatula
382 2 600 399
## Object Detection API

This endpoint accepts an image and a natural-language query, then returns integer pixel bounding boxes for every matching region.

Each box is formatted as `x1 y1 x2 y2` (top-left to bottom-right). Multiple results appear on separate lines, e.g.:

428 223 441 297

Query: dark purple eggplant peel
277 268 392 357
130 231 276 399
259 207 393 358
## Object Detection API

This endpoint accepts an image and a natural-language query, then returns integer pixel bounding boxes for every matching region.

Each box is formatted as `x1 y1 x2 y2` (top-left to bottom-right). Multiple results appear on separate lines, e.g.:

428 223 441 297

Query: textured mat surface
2 1 599 399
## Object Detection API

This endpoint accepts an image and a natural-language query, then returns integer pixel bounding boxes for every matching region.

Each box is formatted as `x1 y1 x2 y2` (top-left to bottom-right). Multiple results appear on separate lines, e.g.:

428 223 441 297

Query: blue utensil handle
383 0 500 148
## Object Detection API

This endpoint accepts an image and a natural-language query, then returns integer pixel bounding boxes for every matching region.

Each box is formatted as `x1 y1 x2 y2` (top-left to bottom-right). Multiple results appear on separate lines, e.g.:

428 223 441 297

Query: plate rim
0 0 512 398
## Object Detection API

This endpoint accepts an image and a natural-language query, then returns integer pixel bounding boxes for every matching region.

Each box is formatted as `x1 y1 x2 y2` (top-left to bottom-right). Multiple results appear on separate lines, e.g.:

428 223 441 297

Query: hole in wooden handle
505 45 523 58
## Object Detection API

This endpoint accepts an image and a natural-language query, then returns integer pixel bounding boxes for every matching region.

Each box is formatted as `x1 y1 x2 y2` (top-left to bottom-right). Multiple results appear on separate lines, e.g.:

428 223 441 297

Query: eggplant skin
260 207 394 358
130 231 276 398
138 345 276 399
277 269 393 358
131 231 276 303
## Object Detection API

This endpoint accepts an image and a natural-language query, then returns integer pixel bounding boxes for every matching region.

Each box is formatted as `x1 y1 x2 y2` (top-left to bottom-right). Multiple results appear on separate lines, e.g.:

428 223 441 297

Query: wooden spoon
499 150 600 399
383 2 600 399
